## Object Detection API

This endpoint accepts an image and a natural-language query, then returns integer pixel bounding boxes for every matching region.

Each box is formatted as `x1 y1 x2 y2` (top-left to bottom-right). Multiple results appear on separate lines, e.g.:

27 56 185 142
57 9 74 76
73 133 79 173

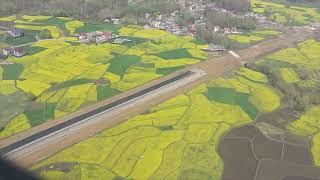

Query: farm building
78 31 116 44
223 27 231 34
96 32 113 44
7 28 24 38
104 17 111 23
214 26 222 33
2 48 12 56
112 38 132 44
78 32 88 41
12 47 26 58
0 53 6 61
202 44 226 52
104 17 121 24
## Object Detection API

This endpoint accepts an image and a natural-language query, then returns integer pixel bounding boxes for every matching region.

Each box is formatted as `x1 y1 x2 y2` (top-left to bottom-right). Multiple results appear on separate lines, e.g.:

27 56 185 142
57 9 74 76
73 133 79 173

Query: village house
104 17 120 24
171 11 179 17
128 0 144 5
96 31 113 44
202 44 226 52
112 38 132 44
309 22 320 31
151 21 161 29
156 14 163 21
187 28 197 37
213 26 222 33
103 18 111 23
2 48 12 56
78 32 96 42
111 17 120 24
223 27 231 34
231 27 241 34
159 23 167 30
187 24 197 37
78 32 88 41
12 47 26 58
7 28 24 38
145 13 151 19
0 53 6 61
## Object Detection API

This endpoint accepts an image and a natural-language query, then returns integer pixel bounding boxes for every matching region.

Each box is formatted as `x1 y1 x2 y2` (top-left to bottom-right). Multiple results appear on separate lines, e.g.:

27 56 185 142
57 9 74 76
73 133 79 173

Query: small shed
7 28 24 38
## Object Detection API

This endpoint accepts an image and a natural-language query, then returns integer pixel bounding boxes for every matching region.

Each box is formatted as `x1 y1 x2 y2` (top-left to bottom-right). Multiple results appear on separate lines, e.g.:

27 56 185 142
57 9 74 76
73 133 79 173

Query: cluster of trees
176 11 195 26
263 8 297 26
206 11 256 30
0 0 128 19
276 0 320 3
207 0 251 13
0 0 180 21
38 29 52 39
129 0 180 16
196 25 244 49
248 63 320 112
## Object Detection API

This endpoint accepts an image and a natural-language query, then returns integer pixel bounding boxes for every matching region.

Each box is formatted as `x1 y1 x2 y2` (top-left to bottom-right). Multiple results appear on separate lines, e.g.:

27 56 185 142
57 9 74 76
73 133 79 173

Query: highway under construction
0 27 314 167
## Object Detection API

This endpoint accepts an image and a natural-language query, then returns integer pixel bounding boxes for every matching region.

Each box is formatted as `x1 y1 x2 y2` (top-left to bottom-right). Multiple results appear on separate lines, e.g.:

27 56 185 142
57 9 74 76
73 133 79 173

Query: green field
228 30 282 45
0 16 209 138
30 37 320 180
287 107 320 166
251 0 320 25
253 39 320 166
32 66 282 179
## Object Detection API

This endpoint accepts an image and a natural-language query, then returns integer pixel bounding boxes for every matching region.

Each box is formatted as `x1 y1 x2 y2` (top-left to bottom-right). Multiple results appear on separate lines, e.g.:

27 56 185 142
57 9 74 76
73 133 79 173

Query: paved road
0 26 9 31
0 28 315 166
1 69 206 160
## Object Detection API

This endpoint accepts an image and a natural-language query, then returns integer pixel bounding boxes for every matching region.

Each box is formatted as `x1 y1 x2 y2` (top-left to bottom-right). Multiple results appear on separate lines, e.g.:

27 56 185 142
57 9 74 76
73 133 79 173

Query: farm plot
251 0 320 25
0 24 208 139
228 30 282 45
33 66 281 180
0 15 88 44
0 15 16 22
252 39 320 167
261 39 320 89
16 15 85 35
15 24 60 38
287 107 320 166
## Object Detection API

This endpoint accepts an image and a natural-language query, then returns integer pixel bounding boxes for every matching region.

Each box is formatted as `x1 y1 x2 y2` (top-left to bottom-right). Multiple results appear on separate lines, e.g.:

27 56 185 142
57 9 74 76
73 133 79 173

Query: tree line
0 0 180 21
205 11 256 31
205 0 251 13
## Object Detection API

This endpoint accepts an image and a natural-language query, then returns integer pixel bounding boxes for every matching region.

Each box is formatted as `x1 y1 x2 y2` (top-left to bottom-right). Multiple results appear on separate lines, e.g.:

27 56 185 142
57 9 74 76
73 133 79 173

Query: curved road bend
0 70 206 160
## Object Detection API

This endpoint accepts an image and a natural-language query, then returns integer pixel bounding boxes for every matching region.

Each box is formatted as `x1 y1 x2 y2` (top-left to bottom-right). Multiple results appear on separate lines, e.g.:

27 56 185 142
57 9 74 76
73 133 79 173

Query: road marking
228 51 241 59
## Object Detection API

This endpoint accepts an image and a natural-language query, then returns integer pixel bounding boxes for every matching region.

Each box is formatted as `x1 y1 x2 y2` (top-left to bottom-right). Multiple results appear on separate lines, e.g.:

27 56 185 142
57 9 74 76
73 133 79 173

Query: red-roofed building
79 32 87 40
187 28 197 37
223 27 231 34
12 47 26 58
96 32 113 44
102 32 112 37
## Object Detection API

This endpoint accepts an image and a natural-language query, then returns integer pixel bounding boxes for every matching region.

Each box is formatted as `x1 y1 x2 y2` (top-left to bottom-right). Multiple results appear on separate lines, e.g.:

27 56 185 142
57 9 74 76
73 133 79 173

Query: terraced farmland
32 66 281 180
0 16 208 138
